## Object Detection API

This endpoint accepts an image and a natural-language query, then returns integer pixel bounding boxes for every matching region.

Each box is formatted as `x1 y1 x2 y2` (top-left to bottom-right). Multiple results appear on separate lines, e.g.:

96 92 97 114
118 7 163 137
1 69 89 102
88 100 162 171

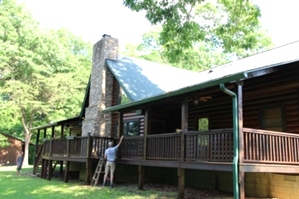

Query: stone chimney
82 35 118 137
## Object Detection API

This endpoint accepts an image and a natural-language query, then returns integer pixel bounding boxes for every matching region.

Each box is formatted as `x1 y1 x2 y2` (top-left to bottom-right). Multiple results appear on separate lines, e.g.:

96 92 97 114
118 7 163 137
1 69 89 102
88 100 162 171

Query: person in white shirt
102 135 124 188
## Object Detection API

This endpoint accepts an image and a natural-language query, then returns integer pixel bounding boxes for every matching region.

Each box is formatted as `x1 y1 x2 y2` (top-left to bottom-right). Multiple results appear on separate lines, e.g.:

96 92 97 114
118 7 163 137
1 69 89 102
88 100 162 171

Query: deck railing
243 128 299 164
42 128 299 165
147 132 182 160
121 136 144 159
43 136 113 158
185 129 233 162
121 129 234 162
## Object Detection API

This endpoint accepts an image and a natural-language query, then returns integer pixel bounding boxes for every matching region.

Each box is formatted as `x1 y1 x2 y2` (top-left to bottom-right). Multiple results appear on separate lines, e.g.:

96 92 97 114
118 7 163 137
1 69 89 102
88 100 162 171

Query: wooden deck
39 127 299 176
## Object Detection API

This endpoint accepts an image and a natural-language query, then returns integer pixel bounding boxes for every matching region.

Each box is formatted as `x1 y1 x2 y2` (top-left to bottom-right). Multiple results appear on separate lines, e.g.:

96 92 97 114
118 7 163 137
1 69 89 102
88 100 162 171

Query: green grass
0 166 176 199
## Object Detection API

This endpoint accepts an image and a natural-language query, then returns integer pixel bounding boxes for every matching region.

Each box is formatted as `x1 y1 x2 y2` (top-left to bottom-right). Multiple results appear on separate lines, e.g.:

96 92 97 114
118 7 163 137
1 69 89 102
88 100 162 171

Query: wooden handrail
243 128 299 164
43 136 114 157
41 129 299 165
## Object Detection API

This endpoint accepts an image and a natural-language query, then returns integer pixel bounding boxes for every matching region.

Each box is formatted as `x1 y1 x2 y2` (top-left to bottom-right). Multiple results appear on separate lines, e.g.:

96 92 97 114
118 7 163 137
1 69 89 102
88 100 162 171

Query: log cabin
31 35 299 199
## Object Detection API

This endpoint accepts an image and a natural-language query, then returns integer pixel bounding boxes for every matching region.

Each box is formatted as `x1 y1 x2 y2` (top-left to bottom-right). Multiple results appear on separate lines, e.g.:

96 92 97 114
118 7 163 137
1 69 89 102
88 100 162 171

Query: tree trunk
23 129 32 166
21 107 33 166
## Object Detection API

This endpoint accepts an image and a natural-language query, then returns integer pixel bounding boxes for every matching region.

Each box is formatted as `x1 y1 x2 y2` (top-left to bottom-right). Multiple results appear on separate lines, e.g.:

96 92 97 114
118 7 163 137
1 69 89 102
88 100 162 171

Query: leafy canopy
0 0 92 164
123 0 272 63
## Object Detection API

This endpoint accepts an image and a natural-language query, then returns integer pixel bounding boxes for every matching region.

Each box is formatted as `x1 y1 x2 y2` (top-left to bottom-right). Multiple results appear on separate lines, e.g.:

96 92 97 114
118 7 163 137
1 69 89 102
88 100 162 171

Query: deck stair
51 161 58 174
33 144 44 175
91 157 105 186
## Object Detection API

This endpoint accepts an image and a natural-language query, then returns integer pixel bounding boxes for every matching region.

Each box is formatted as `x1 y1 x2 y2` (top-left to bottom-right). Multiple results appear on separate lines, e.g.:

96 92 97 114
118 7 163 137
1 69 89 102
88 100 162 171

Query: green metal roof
106 56 205 102
30 117 80 131
103 72 248 113
103 41 299 113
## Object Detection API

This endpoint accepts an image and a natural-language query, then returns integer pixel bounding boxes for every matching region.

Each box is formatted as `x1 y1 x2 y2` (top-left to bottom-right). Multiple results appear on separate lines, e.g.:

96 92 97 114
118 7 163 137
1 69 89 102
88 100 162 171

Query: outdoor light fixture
193 99 199 105
193 96 212 105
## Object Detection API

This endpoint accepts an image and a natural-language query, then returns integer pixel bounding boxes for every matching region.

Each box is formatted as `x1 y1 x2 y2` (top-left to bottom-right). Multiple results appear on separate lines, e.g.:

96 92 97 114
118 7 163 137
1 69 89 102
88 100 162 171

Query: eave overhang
103 72 248 113
30 117 80 131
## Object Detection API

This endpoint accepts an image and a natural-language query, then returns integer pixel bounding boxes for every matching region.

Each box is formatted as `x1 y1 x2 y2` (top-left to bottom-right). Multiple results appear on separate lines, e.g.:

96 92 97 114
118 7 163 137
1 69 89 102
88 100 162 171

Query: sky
16 0 299 49
16 0 153 49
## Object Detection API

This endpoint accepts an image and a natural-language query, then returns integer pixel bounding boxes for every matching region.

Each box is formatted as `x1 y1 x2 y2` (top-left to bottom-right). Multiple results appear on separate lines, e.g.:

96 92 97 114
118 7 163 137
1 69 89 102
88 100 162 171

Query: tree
128 28 230 71
0 135 9 148
123 0 272 64
0 0 92 165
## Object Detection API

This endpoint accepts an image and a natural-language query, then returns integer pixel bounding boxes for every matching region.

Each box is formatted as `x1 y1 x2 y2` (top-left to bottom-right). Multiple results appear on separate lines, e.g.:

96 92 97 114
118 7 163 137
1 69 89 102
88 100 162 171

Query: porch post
49 139 52 156
178 97 188 199
143 109 150 160
139 109 150 190
66 139 70 157
51 126 55 138
87 136 92 158
60 125 64 138
181 97 188 159
49 127 53 156
43 128 47 139
181 97 188 132
118 112 123 160
59 125 64 175
237 81 245 199
118 112 123 138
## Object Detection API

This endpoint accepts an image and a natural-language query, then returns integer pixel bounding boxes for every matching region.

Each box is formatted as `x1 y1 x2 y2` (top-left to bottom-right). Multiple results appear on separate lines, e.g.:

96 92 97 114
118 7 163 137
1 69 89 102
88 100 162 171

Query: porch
37 127 299 182
119 128 299 173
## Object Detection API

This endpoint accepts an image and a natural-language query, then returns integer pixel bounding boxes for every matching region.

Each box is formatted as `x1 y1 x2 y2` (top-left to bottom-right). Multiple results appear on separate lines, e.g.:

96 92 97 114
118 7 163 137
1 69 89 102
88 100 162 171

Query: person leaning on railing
102 135 124 188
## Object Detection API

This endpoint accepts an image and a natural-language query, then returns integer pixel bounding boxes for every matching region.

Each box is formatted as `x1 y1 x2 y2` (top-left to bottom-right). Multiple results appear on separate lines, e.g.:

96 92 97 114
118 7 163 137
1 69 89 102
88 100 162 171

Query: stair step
91 158 105 186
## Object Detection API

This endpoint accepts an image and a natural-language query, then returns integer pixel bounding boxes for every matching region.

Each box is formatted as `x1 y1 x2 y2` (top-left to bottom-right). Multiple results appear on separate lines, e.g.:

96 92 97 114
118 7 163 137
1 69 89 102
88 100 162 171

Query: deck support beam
60 161 63 176
64 161 70 182
44 160 49 179
178 168 185 199
41 159 45 179
86 160 91 185
47 160 53 180
138 165 144 190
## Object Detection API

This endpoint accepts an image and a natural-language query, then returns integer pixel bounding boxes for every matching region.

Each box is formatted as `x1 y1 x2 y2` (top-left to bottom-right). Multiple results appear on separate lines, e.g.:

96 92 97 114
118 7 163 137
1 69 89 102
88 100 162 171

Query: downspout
220 83 239 199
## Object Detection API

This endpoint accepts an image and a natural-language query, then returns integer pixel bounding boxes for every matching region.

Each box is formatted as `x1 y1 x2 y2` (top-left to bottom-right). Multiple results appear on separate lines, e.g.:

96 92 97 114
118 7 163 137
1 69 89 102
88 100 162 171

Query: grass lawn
0 165 177 199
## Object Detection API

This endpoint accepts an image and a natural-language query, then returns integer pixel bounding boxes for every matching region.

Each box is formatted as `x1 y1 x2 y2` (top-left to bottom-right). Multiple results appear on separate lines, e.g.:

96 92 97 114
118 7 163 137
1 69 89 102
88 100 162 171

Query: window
260 106 284 131
123 121 139 136
197 117 209 148
198 117 209 131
